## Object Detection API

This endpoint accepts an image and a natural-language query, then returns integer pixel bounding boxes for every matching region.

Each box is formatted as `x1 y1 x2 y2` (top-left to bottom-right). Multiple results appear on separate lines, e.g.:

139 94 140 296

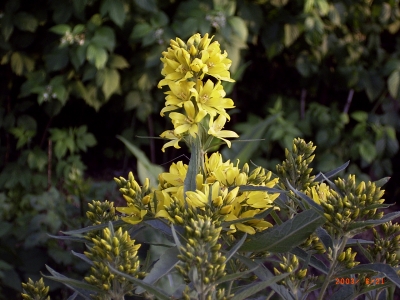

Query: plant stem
317 236 349 300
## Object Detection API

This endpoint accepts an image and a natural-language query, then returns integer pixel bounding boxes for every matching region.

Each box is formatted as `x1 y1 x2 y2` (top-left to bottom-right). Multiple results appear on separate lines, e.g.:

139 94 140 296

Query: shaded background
1 0 400 298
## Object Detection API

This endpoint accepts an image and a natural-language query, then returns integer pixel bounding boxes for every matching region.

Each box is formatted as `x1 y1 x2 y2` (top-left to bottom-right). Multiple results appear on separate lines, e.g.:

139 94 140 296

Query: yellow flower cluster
115 153 280 235
114 33 280 236
156 152 279 235
307 176 385 237
158 33 238 151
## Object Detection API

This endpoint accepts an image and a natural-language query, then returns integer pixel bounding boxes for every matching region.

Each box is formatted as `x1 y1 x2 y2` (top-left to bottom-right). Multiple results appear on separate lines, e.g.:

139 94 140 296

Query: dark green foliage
1 0 400 297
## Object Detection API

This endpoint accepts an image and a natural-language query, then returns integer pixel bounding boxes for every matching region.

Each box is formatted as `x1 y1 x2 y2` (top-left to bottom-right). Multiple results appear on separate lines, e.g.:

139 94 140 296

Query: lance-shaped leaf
286 179 323 213
222 114 278 163
240 209 325 252
47 234 87 243
290 247 329 274
316 227 333 251
329 284 356 300
347 211 400 232
117 135 163 187
224 233 247 263
43 265 101 299
231 273 289 300
314 161 350 182
337 263 400 288
234 254 295 300
108 264 171 300
71 250 93 266
136 246 180 294
61 219 125 235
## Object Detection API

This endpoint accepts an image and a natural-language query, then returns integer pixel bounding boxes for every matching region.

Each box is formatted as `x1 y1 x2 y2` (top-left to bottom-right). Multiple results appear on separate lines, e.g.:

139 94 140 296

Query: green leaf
136 246 180 294
222 114 278 163
50 24 71 35
215 268 257 285
1 13 14 41
117 136 163 187
225 233 247 263
234 254 296 300
231 273 289 300
290 247 329 274
10 52 23 75
102 68 120 99
359 140 376 164
72 24 85 34
61 219 125 235
347 211 400 232
284 23 301 47
240 209 325 252
44 265 102 296
134 0 157 13
14 12 38 32
130 23 153 39
285 179 324 213
108 265 171 300
228 16 248 42
108 54 129 69
108 2 126 27
388 70 400 98
314 161 350 182
374 177 390 187
87 44 108 69
351 111 368 123
91 26 115 51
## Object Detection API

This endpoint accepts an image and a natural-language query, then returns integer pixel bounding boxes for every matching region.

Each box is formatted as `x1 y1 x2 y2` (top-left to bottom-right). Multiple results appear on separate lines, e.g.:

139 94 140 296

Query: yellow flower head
158 33 234 88
160 130 182 152
208 115 239 148
169 101 207 138
191 79 234 119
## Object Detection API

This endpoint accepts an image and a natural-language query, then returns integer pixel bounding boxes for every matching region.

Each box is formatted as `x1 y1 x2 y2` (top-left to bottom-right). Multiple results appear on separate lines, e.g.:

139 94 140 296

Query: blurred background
1 0 400 298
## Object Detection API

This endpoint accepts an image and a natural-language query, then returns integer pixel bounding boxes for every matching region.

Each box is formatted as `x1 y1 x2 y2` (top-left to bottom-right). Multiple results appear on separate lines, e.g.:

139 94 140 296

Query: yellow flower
307 183 330 204
245 190 280 209
208 115 239 148
202 41 235 82
116 205 147 225
169 101 207 137
191 79 234 119
160 81 196 116
213 165 240 187
158 48 193 88
160 130 182 152
160 161 188 188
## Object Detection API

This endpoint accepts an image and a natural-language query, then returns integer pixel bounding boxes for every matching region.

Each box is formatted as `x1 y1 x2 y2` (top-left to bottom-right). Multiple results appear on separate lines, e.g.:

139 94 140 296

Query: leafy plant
25 33 400 300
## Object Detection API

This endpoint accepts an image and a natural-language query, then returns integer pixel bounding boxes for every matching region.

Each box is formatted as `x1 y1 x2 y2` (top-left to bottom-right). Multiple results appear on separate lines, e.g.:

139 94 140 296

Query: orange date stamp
335 277 385 285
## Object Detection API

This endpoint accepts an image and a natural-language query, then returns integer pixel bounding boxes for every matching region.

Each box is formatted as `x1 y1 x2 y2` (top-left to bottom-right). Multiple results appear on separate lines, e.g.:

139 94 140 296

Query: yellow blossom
191 79 234 119
169 101 207 137
160 130 182 152
116 205 147 225
208 115 239 148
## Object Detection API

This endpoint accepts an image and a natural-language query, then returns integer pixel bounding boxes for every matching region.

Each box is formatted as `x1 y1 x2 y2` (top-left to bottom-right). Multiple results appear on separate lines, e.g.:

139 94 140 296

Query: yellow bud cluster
86 200 118 227
337 247 359 269
276 138 316 191
21 278 50 300
84 226 142 297
176 216 226 297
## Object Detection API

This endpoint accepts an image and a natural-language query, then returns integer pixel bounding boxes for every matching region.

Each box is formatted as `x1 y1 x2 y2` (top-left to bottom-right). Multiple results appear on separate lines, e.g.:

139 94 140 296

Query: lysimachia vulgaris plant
24 34 400 300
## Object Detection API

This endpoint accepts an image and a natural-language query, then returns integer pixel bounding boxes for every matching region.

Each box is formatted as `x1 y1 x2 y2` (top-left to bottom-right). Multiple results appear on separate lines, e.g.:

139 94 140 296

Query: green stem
317 236 349 300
